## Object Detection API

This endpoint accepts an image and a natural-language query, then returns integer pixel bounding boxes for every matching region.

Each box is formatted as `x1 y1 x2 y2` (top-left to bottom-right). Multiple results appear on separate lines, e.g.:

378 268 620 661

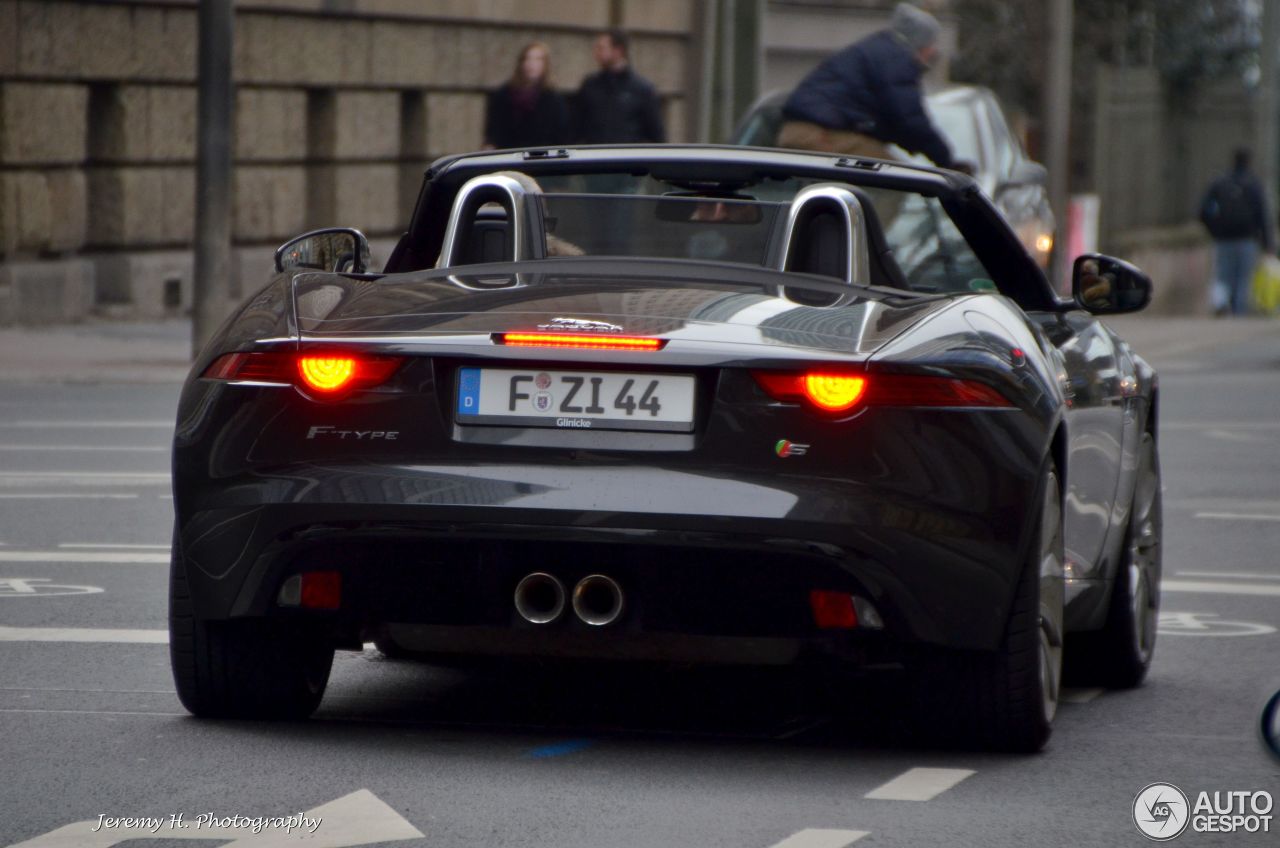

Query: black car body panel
172 147 1157 731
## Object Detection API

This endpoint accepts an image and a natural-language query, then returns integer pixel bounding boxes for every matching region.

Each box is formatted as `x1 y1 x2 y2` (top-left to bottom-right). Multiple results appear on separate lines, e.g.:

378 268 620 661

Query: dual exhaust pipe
514 572 624 627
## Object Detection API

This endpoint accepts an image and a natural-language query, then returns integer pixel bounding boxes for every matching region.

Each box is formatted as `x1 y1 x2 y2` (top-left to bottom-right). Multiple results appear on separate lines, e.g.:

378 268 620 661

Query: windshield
927 100 984 169
456 172 996 295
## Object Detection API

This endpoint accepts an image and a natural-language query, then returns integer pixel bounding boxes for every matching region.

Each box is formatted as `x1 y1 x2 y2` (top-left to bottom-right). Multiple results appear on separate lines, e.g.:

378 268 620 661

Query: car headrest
773 184 872 305
437 173 547 268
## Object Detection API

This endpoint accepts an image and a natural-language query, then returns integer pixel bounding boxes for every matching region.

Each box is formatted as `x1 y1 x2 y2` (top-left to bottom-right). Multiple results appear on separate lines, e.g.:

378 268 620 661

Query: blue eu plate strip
457 367 480 416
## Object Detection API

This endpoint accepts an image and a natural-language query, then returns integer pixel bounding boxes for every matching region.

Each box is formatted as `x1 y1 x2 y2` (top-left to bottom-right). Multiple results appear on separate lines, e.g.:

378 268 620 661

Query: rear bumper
174 458 1040 655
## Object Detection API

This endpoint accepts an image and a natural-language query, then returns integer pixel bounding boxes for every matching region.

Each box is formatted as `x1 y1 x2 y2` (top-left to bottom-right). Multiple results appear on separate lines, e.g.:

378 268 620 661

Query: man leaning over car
778 3 973 175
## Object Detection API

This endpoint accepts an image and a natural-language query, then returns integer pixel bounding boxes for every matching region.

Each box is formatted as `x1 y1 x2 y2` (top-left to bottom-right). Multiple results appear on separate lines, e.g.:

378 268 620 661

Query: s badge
775 439 809 458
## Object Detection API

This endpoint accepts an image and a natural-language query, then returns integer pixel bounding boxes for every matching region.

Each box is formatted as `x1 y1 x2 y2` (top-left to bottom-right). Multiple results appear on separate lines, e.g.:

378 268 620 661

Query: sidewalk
1102 315 1280 365
0 315 1275 385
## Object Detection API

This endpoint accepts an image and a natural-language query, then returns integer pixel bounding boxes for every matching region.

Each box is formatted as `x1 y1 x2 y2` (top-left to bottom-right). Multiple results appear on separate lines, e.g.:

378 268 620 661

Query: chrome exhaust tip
514 572 566 624
572 574 625 626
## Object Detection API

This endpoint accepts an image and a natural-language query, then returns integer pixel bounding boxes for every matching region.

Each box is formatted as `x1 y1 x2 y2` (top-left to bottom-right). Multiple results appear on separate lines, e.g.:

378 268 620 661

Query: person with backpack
1199 148 1275 316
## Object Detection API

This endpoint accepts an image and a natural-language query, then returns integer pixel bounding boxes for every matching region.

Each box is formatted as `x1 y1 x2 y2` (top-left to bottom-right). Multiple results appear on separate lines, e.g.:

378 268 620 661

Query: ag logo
775 439 809 458
1133 782 1190 841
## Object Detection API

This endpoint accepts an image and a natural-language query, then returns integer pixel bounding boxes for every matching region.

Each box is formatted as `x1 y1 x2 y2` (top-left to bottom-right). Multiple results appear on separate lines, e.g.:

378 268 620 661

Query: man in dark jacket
1199 148 1276 315
575 29 666 144
779 3 964 171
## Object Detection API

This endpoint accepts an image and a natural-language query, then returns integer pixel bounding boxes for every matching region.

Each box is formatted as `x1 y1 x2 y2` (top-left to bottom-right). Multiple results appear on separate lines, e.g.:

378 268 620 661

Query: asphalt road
1 319 1278 848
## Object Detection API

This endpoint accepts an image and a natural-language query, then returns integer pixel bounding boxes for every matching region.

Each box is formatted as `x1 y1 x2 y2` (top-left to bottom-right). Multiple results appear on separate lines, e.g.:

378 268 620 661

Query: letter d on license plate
456 367 695 432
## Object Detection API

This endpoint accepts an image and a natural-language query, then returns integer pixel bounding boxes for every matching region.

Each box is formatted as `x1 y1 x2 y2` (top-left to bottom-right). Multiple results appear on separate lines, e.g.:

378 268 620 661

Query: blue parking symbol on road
457 368 480 415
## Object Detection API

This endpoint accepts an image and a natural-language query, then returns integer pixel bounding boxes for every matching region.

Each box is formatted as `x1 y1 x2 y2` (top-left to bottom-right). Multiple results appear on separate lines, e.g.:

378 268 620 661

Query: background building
0 0 699 326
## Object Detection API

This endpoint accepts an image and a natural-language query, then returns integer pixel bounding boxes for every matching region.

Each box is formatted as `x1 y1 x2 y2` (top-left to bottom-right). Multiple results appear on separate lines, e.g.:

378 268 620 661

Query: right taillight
752 370 1012 413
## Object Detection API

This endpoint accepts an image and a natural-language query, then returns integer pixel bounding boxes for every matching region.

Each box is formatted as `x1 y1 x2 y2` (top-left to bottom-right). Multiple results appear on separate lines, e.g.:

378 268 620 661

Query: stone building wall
0 0 698 324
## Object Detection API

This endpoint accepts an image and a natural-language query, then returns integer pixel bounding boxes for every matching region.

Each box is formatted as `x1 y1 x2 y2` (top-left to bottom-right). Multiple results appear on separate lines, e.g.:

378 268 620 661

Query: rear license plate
456 367 695 432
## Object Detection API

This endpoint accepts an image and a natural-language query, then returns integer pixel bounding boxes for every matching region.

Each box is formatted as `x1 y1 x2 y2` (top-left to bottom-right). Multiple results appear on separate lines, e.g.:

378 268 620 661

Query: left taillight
202 351 404 398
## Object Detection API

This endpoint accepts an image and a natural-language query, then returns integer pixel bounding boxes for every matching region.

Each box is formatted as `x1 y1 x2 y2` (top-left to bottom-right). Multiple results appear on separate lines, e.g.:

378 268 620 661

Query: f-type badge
537 317 623 333
775 439 809 458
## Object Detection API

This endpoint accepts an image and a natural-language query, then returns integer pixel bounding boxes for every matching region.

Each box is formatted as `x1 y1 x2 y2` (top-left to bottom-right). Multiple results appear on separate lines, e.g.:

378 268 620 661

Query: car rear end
172 271 1056 677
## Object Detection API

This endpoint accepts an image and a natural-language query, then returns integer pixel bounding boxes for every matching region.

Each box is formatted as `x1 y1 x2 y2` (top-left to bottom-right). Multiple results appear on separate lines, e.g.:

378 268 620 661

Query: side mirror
1072 253 1152 314
274 228 371 274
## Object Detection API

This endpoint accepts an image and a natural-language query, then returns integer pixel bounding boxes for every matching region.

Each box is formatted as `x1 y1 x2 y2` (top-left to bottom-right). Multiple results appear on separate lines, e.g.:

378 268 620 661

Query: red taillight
868 375 1012 408
202 352 293 383
810 590 858 629
496 332 665 351
753 371 867 414
202 351 403 397
752 370 1011 412
803 373 867 411
297 355 357 393
300 571 341 610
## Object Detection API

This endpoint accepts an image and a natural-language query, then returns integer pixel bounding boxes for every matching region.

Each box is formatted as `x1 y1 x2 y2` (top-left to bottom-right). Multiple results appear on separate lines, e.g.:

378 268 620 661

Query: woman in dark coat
483 42 570 150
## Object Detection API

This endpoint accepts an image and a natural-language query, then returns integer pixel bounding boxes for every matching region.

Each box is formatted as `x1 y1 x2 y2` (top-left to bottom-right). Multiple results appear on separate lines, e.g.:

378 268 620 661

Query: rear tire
169 529 334 719
1065 430 1162 688
913 466 1063 752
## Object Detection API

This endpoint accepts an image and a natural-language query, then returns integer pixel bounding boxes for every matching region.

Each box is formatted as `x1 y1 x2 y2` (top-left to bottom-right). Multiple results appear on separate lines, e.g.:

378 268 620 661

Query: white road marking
1162 579 1280 597
0 708 185 718
221 789 425 847
58 543 171 550
1158 612 1277 637
1060 688 1104 704
0 626 167 643
0 444 168 452
0 494 139 500
0 551 168 563
0 420 172 429
1177 571 1280 581
1163 421 1280 431
0 686 172 694
1204 429 1267 443
0 471 168 482
4 789 423 848
766 829 869 848
1195 512 1280 522
0 578 103 597
864 767 975 801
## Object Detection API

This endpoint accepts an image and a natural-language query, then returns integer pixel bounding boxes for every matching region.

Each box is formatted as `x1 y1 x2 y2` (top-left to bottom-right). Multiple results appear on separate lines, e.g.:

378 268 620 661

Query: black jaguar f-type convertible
170 146 1162 751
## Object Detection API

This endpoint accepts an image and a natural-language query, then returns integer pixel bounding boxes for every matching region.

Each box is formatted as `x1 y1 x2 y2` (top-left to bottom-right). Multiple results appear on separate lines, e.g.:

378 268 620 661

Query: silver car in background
733 85 1057 269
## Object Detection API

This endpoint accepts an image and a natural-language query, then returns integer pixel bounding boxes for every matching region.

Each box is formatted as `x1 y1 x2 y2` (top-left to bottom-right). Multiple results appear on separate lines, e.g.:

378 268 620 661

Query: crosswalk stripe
864 767 975 801
0 494 139 500
1162 579 1280 598
0 551 168 563
56 548 170 555
1194 512 1280 522
767 829 869 848
1176 571 1280 581
0 626 168 643
0 472 168 484
0 420 172 428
